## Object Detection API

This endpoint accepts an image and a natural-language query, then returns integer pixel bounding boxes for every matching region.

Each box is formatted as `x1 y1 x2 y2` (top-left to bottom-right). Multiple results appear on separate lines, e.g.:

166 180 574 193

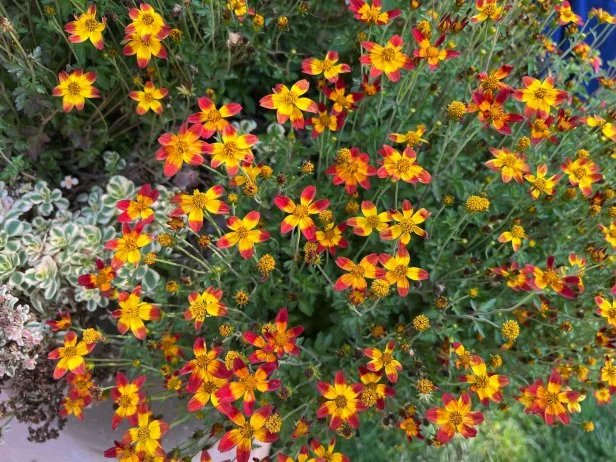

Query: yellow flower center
482 74 500 92
175 140 189 156
240 374 257 391
475 375 488 389
608 308 616 319
202 381 217 393
405 131 420 145
207 109 222 123
395 158 412 174
223 141 241 158
360 385 378 407
605 365 616 377
143 93 154 104
534 88 548 100
322 228 336 240
240 423 254 439
574 167 587 179
273 332 288 347
426 46 440 59
334 395 348 409
283 91 298 106
380 47 396 62
351 265 365 277
399 217 419 235
235 225 249 239
293 205 309 219
137 426 150 442
483 5 497 17
545 391 560 405
122 236 138 252
63 346 77 358
366 215 381 229
488 105 504 120
544 270 559 286
393 264 408 279
321 60 333 71
195 354 211 370
449 411 463 426
84 18 99 32
141 13 155 25
381 352 393 365
510 225 525 238
533 177 547 191
192 191 210 209
118 394 133 408
95 271 111 287
344 161 359 174
190 300 208 318
67 82 81 96
124 304 140 318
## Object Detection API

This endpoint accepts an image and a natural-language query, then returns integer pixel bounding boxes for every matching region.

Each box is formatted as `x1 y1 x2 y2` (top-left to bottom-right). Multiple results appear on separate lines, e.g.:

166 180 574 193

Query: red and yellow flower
123 31 168 68
524 164 562 199
459 356 509 406
259 80 318 130
412 29 460 70
243 308 304 363
307 104 346 138
117 184 159 223
48 331 95 380
47 309 72 332
425 393 484 444
467 89 524 134
187 97 242 139
600 357 616 393
498 225 527 252
348 0 400 25
104 222 153 269
171 186 229 232
111 373 146 430
301 51 351 83
512 76 569 118
179 337 229 393
377 145 431 184
363 341 403 383
399 414 423 441
325 147 376 194
309 438 349 462
60 390 91 420
226 0 250 20
217 405 278 462
360 35 414 82
347 201 391 237
484 147 529 183
380 199 430 245
595 387 612 405
186 374 227 412
78 258 116 297
275 186 330 240
361 75 381 96
64 4 106 50
358 366 395 410
315 222 348 255
555 1 583 26
316 371 365 429
184 287 227 330
595 295 616 327
529 371 580 425
112 286 160 340
471 0 504 23
122 403 168 457
561 157 603 197
524 256 578 299
215 358 281 416
129 81 168 115
388 125 428 149
478 64 513 92
125 3 168 38
379 247 429 297
52 70 99 113
206 124 258 176
334 253 384 291
323 80 363 113
529 115 557 144
217 211 270 259
155 123 208 177
103 440 138 462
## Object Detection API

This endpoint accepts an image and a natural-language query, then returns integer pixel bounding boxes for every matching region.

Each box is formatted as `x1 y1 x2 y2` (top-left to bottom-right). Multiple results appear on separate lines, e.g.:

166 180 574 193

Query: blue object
551 0 616 92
